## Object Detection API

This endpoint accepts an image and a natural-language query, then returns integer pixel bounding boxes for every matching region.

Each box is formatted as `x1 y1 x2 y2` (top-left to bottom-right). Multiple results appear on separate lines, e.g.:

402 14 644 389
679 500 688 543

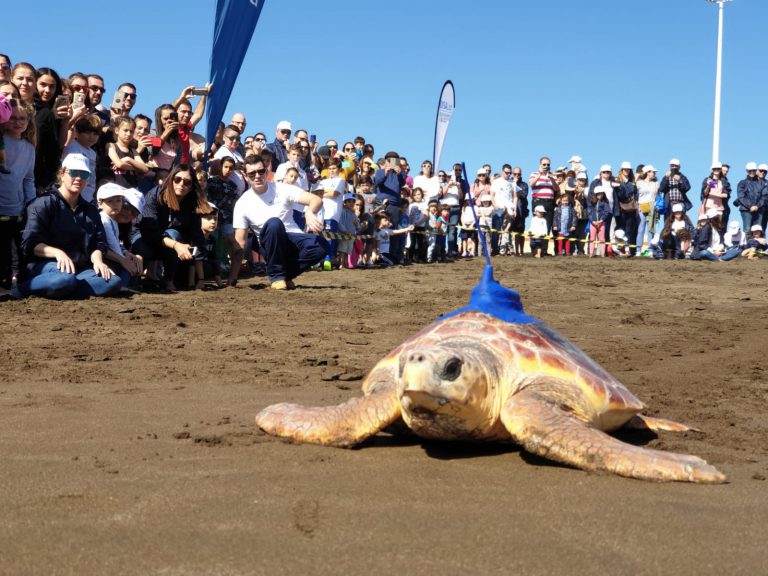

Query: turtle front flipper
256 389 400 448
624 414 700 433
501 388 726 484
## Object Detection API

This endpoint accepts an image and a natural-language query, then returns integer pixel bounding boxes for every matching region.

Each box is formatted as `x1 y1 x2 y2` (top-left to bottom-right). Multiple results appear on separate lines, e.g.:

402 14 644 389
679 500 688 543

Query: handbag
655 193 666 216
639 202 651 215
619 198 638 213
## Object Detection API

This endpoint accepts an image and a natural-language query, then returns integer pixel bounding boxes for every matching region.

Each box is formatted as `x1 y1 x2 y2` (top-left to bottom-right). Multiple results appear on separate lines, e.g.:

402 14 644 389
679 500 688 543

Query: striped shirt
529 172 556 199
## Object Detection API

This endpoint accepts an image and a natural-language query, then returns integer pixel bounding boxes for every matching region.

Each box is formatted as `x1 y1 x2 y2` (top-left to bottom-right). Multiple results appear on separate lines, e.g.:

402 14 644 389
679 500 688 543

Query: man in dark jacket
266 120 291 172
658 158 692 214
373 151 407 263
735 162 766 234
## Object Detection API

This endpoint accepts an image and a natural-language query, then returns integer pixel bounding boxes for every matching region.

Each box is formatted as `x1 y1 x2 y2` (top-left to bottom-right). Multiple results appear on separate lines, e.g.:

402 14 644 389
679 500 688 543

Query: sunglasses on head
173 175 192 186
67 169 90 179
246 168 267 178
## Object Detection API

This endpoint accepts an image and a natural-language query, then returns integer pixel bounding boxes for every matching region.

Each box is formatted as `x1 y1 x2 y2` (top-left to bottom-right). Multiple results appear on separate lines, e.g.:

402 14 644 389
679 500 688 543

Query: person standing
636 165 659 254
735 162 766 235
266 120 291 172
374 152 407 263
658 158 692 214
588 165 620 252
528 156 559 255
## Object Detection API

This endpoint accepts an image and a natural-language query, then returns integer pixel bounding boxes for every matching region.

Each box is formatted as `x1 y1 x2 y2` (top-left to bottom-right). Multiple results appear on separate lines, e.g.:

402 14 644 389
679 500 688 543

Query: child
720 221 746 261
408 187 427 263
357 176 376 214
191 204 223 288
741 224 767 260
611 229 630 258
552 192 577 255
397 197 411 264
373 211 413 267
353 196 375 267
477 194 494 255
587 186 611 257
107 117 148 189
96 183 144 286
529 205 549 258
0 92 14 174
426 201 447 263
659 203 694 259
283 166 300 186
319 159 346 270
337 193 360 268
460 197 477 257
206 156 242 285
62 114 101 203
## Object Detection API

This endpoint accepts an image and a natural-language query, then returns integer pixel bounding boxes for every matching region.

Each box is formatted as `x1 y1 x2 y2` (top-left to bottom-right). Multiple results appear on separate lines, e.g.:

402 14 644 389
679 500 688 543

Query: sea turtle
256 267 726 484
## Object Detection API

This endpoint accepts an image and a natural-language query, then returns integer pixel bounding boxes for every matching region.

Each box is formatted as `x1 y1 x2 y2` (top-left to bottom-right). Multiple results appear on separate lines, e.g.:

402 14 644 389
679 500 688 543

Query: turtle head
397 342 503 440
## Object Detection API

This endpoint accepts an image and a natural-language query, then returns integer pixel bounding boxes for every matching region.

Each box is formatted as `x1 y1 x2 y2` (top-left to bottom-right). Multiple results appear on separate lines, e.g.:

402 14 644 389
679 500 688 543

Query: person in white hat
658 202 694 259
528 156 560 255
735 162 765 235
12 153 124 299
720 220 747 261
588 164 620 250
266 120 292 171
95 183 144 285
659 158 692 215
636 165 660 255
567 155 587 179
616 162 640 256
529 204 549 258
700 162 730 229
741 223 767 260
690 207 725 261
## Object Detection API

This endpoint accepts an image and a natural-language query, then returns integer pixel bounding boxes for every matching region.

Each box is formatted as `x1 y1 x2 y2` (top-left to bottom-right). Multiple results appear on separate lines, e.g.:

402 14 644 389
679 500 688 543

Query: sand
1 256 766 576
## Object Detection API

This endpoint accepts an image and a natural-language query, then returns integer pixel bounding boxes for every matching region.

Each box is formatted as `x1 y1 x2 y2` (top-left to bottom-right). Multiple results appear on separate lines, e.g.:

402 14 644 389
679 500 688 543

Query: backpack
655 192 666 216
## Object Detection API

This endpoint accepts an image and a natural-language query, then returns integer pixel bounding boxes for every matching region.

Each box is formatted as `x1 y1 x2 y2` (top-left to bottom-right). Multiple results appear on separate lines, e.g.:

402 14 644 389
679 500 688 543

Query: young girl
354 196 375 268
337 193 360 269
108 117 147 189
96 183 143 286
587 186 611 257
0 100 36 291
460 197 477 257
62 114 100 203
407 187 427 263
477 194 494 254
636 165 659 255
720 221 746 261
529 205 548 258
0 92 12 174
741 225 767 260
551 193 576 255
572 174 589 255
691 211 724 261
659 204 694 259
373 212 413 267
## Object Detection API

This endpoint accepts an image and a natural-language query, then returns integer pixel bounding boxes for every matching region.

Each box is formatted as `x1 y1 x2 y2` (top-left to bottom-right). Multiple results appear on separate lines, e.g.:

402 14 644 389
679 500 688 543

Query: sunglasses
67 169 90 179
173 176 193 186
225 135 240 142
246 168 267 178
280 129 291 135
328 145 338 149
123 93 137 100
255 138 265 142
344 148 354 152
70 85 87 93
512 173 521 176
89 85 105 93
541 164 550 167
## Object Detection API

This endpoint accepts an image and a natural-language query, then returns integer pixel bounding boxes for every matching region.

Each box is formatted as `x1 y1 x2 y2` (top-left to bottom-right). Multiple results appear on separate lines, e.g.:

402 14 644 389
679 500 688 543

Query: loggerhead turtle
257 266 726 483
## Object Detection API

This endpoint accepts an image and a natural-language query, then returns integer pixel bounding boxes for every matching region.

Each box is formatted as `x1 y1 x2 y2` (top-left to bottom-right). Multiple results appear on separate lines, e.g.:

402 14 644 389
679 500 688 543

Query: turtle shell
369 311 644 431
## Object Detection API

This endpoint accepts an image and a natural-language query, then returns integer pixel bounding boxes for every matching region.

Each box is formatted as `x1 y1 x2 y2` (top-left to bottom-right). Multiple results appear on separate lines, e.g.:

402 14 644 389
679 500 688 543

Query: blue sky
4 0 766 211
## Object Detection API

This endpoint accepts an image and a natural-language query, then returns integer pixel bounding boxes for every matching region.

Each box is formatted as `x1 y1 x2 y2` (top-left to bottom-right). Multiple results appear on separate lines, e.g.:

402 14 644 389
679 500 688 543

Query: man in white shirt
232 156 326 290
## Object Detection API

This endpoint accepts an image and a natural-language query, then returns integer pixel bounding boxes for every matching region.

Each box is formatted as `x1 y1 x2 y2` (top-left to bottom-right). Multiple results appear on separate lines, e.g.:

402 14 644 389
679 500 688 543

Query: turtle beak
398 349 465 411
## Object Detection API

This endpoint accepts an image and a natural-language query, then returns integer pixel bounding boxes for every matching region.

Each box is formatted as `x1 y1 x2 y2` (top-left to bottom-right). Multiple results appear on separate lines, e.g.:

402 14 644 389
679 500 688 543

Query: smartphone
309 134 316 144
191 87 209 96
111 91 124 109
150 137 163 148
388 157 398 168
169 112 178 121
54 95 71 109
190 246 200 258
72 91 86 112
342 161 351 169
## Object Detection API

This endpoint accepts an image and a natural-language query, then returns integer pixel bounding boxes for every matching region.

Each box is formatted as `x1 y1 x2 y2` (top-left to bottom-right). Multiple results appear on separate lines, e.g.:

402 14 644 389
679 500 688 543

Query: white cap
727 221 741 233
576 171 588 180
207 201 218 210
479 194 491 202
122 188 144 213
568 155 582 163
534 205 546 214
759 163 768 171
620 161 632 170
705 208 721 219
669 158 680 166
61 153 91 173
96 182 126 201
643 165 657 174
750 224 764 232
276 120 292 131
594 185 608 195
711 161 723 170
746 162 758 171
671 203 684 213
476 168 486 175
599 164 612 173
614 229 627 240
697 213 709 222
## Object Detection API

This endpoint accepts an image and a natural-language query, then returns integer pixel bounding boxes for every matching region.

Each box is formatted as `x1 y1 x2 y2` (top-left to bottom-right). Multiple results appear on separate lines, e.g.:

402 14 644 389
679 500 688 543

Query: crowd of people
1 55 767 299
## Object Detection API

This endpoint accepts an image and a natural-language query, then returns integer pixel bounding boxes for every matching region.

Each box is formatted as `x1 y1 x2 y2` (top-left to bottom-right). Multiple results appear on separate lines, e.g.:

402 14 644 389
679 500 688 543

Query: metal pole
711 0 726 165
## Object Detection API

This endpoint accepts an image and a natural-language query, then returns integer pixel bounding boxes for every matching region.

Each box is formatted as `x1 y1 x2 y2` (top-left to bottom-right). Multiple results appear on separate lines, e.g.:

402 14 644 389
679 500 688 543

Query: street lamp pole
709 0 731 165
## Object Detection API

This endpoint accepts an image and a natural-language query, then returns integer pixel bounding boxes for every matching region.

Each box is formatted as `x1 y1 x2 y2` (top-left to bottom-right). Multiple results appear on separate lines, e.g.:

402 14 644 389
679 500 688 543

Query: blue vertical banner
205 0 266 157
433 80 455 173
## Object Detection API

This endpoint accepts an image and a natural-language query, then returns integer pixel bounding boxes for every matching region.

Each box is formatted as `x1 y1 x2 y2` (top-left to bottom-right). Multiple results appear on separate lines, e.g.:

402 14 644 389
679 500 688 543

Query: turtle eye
440 357 463 382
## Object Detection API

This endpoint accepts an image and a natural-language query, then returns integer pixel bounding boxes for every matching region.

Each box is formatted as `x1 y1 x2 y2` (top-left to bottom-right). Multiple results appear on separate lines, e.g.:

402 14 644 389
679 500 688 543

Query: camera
191 87 209 96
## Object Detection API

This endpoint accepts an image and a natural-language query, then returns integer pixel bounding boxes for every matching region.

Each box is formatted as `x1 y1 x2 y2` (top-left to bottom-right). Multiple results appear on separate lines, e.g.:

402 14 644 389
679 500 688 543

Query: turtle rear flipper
501 388 726 484
256 390 400 448
624 414 701 433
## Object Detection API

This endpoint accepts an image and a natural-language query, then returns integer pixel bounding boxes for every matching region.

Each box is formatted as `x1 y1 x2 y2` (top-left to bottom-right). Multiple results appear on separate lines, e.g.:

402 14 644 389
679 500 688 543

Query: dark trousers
532 198 554 254
0 218 23 289
619 212 640 256
490 209 505 255
259 217 328 282
383 204 405 264
573 219 588 254
447 206 461 256
408 227 427 262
